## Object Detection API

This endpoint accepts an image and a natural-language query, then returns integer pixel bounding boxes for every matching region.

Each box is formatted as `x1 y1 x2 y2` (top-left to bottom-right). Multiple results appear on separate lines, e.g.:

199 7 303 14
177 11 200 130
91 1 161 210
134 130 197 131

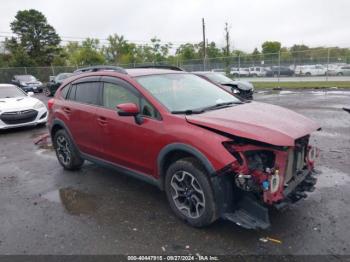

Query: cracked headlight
33 101 45 109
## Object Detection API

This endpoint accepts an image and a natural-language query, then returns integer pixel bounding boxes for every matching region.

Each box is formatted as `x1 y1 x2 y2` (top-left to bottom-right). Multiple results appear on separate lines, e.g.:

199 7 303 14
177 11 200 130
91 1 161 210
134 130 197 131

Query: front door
96 76 163 176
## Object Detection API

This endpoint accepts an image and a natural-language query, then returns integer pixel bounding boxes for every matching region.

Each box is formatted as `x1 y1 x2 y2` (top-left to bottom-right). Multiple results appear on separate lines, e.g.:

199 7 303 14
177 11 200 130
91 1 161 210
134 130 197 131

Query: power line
0 30 197 47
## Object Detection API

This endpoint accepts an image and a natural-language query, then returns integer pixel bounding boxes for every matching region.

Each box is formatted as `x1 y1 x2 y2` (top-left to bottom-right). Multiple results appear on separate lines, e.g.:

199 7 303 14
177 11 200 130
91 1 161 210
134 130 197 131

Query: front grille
0 109 38 125
285 136 308 183
240 90 253 99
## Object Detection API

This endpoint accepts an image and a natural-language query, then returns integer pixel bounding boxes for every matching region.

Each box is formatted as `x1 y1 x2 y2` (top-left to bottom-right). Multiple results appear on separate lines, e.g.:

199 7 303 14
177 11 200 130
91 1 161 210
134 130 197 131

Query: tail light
48 98 55 111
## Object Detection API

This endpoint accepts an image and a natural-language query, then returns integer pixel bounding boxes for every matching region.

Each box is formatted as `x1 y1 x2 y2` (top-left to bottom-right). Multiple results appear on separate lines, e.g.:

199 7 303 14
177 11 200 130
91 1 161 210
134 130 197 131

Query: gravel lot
0 90 349 256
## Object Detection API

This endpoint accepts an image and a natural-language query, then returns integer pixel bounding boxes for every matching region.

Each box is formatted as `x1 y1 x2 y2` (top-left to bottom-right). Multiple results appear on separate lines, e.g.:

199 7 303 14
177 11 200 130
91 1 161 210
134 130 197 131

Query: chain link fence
1 48 350 84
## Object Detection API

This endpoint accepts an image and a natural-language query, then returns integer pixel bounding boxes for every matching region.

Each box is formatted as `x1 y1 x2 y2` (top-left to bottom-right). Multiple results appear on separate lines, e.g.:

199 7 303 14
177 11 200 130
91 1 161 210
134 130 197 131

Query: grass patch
253 81 350 89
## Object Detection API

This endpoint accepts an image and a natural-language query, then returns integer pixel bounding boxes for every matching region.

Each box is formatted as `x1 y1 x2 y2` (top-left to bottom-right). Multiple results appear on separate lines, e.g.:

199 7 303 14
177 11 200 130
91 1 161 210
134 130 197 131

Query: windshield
136 73 240 112
202 73 234 84
16 75 37 81
0 86 26 98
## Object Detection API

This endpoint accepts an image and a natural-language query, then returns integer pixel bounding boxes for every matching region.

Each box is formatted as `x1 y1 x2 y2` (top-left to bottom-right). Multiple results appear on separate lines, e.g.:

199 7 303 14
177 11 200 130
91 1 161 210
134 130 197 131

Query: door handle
63 107 71 114
97 116 108 126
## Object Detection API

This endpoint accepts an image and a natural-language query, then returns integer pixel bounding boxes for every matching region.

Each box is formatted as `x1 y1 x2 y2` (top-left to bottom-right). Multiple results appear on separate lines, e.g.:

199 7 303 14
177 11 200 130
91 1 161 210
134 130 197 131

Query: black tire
165 157 217 227
305 72 311 76
53 129 84 170
43 87 52 97
337 72 343 76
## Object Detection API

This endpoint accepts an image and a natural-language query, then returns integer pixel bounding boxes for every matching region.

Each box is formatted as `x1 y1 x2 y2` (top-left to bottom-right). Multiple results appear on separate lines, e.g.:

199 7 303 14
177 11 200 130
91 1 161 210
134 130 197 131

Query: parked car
194 71 254 100
44 73 73 97
327 65 350 76
0 84 47 129
295 65 327 76
211 69 226 75
265 66 294 77
248 67 266 77
230 67 250 77
11 75 43 93
48 66 320 230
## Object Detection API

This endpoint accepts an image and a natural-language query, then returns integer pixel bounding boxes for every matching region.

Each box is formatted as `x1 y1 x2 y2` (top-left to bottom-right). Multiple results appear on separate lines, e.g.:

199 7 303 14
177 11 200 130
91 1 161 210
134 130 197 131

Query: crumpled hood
0 97 39 112
186 101 320 146
222 80 254 91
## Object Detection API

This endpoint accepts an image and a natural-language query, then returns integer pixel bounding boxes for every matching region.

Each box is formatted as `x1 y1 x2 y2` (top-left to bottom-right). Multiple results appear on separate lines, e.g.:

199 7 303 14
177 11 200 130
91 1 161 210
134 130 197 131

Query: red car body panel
186 101 320 146
48 69 320 227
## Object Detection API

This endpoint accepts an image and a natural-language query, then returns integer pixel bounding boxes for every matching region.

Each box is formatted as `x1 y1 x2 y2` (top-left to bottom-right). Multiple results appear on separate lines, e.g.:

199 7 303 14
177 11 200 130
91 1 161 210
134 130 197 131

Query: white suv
248 67 266 77
295 65 326 76
230 67 249 77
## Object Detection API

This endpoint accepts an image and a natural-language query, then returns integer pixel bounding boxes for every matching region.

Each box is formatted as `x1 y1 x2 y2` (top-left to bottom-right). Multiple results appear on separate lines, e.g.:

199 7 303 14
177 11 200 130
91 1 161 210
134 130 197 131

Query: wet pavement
0 90 349 255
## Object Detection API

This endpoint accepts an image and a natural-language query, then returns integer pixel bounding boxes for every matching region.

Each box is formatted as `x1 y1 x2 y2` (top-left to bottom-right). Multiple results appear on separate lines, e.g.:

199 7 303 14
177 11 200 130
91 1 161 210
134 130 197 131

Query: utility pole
224 22 230 74
224 22 230 57
202 18 207 70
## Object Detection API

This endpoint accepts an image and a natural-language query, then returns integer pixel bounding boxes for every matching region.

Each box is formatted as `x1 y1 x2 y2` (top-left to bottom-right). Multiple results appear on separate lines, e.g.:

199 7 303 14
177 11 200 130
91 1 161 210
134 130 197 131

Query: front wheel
53 129 84 170
165 158 217 227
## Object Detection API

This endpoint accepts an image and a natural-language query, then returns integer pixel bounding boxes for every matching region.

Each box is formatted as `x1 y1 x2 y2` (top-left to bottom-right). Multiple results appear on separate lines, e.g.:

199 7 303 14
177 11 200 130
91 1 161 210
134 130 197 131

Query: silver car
327 65 350 76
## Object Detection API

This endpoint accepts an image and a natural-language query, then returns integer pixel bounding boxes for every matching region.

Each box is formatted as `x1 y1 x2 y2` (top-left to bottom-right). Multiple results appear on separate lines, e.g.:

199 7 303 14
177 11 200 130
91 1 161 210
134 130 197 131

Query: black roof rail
73 65 127 74
133 65 184 71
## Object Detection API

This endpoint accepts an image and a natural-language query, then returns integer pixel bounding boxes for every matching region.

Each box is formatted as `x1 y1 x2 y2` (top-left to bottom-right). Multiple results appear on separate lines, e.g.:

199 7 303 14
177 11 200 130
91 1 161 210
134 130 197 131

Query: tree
104 34 138 64
176 43 199 60
6 9 61 66
206 42 222 58
67 39 105 66
261 41 281 61
290 44 310 63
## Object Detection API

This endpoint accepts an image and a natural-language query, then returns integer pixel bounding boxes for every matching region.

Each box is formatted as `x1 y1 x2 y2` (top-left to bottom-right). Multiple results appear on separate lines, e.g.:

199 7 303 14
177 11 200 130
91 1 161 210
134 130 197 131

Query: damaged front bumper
212 140 319 229
213 168 319 230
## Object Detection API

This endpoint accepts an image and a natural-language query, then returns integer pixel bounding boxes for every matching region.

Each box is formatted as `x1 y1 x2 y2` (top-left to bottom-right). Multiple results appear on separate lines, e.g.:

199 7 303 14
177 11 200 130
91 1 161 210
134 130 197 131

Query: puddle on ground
316 166 350 189
42 187 97 215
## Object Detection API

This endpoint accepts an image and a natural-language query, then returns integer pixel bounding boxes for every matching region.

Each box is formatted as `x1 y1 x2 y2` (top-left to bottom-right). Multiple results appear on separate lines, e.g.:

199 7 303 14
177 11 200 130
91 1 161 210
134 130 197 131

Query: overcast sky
1 0 349 52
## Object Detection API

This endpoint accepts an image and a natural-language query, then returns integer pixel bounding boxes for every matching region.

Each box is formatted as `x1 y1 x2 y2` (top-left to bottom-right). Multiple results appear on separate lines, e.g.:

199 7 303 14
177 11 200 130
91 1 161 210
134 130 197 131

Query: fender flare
157 143 216 189
50 119 80 152
50 119 73 138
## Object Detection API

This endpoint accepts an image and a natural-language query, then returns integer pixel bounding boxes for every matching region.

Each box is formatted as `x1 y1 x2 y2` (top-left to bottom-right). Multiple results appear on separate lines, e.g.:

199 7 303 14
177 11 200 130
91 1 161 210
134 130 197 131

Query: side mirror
116 103 143 125
27 91 34 97
117 103 140 116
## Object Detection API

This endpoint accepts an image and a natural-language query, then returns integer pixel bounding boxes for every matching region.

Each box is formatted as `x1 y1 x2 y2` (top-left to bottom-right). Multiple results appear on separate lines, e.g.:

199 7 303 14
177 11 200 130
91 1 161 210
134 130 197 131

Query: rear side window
60 84 70 99
67 85 77 100
75 82 101 105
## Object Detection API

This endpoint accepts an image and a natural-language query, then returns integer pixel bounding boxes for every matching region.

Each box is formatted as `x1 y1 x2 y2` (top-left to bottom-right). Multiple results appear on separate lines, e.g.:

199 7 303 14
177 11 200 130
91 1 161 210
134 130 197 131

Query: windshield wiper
171 109 205 115
201 101 243 112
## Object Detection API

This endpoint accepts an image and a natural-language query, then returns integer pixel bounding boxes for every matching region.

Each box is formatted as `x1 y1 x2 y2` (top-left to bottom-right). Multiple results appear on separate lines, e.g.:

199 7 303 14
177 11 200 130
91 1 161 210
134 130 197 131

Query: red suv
48 66 320 229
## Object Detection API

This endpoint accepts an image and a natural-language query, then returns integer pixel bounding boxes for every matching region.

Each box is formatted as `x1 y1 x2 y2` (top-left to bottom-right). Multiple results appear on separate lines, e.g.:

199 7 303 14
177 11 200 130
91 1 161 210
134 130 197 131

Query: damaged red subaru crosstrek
48 66 320 229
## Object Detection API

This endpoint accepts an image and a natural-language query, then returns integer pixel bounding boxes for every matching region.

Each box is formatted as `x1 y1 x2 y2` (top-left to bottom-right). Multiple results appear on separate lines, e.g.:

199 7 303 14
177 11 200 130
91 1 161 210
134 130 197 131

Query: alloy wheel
170 171 206 219
56 135 71 166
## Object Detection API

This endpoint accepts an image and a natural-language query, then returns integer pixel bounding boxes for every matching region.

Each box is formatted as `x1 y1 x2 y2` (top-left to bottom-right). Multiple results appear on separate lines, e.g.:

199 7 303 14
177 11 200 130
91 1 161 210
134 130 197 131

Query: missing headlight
244 150 275 171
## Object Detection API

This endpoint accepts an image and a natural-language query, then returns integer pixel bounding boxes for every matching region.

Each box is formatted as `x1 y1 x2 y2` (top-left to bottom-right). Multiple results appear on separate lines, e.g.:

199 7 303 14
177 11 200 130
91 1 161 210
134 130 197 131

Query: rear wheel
53 129 84 170
165 158 217 227
337 72 343 76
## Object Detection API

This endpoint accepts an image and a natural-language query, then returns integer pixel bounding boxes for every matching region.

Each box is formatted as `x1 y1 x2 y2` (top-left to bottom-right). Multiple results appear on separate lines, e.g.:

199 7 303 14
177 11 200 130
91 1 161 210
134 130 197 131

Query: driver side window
103 82 139 108
102 82 161 120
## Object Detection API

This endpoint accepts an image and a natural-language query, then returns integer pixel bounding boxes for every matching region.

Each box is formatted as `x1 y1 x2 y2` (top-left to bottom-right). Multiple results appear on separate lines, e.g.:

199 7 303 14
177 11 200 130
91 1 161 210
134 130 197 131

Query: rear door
64 76 103 157
96 76 163 176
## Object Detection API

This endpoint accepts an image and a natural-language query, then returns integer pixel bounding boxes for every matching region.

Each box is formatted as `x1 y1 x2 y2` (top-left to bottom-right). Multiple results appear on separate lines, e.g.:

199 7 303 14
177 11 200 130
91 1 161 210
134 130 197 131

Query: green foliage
6 9 61 66
261 41 281 61
66 39 105 66
104 34 139 64
176 43 199 60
